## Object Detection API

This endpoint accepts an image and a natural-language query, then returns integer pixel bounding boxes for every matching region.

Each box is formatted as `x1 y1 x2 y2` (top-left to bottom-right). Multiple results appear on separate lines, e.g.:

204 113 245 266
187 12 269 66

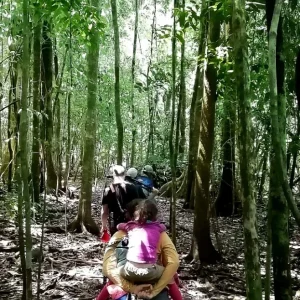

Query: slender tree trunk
146 0 156 161
233 0 262 298
21 0 32 297
267 5 300 228
32 18 41 204
178 0 186 157
267 0 292 298
42 21 58 191
265 195 272 300
68 0 100 235
193 0 220 263
53 46 68 191
7 86 13 191
215 91 236 216
257 147 268 202
12 60 19 180
289 51 300 189
130 0 139 166
64 21 73 189
0 33 3 162
169 0 178 245
111 0 123 165
184 28 205 210
17 157 26 300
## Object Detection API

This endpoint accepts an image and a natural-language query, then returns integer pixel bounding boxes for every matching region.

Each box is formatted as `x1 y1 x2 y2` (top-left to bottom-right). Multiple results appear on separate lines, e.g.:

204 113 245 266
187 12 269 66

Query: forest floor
0 185 300 300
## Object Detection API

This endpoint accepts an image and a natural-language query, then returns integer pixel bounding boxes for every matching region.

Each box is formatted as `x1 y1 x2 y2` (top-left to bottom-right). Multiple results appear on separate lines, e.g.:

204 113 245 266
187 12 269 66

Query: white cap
143 165 154 174
112 165 125 184
126 167 138 178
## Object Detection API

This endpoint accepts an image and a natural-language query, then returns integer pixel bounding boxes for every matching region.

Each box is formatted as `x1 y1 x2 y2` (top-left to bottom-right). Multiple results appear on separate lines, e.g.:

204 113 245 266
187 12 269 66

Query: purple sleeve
125 221 139 231
117 223 127 231
159 223 167 232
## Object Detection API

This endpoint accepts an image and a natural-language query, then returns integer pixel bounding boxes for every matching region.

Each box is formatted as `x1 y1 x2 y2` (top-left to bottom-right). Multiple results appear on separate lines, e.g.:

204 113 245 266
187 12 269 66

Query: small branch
0 100 19 111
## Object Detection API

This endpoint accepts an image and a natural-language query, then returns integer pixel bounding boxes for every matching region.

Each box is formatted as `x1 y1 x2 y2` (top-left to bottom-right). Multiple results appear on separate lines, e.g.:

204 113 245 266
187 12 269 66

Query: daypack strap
109 183 125 214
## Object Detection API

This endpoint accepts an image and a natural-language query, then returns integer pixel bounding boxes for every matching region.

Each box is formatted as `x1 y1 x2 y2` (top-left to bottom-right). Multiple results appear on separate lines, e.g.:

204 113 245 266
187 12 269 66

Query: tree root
67 216 100 235
159 169 187 198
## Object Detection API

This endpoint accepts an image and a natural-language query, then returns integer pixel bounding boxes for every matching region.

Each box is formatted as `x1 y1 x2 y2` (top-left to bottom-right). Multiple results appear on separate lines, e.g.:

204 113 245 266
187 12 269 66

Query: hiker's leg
96 282 111 300
121 262 164 282
152 289 169 300
168 283 183 300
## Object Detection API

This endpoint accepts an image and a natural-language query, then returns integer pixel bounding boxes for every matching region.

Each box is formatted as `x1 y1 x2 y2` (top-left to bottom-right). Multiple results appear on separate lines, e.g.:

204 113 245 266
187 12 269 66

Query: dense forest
0 0 300 299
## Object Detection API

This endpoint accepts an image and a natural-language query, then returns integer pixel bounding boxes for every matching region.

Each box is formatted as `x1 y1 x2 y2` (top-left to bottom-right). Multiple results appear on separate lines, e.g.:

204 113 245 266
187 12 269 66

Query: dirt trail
0 189 299 299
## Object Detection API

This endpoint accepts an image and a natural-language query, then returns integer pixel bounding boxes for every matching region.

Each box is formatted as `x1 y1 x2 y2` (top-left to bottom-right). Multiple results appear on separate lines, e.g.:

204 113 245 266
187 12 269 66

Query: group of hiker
97 165 182 300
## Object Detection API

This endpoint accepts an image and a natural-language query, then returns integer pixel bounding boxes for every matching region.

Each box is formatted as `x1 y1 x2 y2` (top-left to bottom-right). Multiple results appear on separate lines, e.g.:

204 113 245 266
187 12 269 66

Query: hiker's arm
103 231 151 294
116 223 126 231
101 204 109 232
151 232 179 297
148 188 158 201
159 223 167 232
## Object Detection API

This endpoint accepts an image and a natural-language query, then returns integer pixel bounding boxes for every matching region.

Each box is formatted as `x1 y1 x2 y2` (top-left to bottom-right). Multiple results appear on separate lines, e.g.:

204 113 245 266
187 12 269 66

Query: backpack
116 236 129 268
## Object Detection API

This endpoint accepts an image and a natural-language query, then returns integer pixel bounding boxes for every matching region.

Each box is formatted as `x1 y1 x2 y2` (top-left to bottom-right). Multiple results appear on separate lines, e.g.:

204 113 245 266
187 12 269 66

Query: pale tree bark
68 0 100 235
32 17 42 204
232 0 262 298
130 0 139 166
111 0 123 165
21 0 32 297
193 0 221 263
268 0 292 298
42 21 58 191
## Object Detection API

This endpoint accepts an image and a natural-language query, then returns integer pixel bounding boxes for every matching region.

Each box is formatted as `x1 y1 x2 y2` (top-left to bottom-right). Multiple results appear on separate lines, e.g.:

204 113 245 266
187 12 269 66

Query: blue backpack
135 175 154 189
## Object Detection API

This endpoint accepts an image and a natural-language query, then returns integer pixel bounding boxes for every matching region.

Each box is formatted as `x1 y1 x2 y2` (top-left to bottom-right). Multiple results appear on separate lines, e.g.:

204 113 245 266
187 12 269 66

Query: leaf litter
0 187 299 299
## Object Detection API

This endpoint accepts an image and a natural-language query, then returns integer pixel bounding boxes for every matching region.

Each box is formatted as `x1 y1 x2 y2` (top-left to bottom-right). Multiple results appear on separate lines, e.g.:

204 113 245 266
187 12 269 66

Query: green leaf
176 32 184 44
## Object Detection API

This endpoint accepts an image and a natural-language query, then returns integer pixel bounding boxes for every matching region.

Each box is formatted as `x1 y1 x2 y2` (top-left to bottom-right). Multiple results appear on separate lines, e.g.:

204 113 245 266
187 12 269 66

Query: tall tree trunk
146 0 156 161
32 18 41 204
193 0 220 263
267 0 292 298
17 158 26 300
257 147 268 202
0 31 3 163
7 85 13 191
53 45 68 192
169 0 178 245
111 0 123 165
64 20 73 190
178 0 186 157
233 0 262 298
216 21 236 216
215 94 236 216
267 7 300 228
289 51 300 189
21 0 32 297
184 27 205 210
68 0 100 235
12 59 19 180
130 0 139 166
42 21 58 191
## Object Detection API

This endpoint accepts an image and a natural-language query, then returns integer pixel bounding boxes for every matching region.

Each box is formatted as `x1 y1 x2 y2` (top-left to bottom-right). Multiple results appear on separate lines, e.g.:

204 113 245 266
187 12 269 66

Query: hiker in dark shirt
125 167 147 199
100 165 141 235
127 166 159 202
